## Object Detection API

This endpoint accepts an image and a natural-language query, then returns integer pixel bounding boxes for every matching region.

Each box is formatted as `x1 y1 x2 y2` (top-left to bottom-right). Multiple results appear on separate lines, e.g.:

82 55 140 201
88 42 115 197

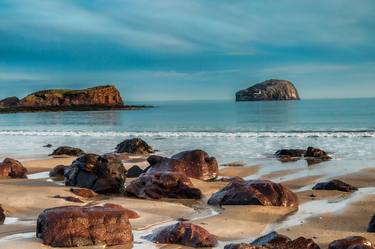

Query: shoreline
1 155 375 248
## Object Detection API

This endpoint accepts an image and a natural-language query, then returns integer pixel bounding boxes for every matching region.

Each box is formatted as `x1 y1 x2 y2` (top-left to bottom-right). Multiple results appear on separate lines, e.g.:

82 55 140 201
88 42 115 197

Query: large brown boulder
65 153 126 194
150 222 217 248
236 79 300 101
115 138 154 154
50 146 85 157
36 204 133 247
147 150 218 180
0 205 5 224
226 232 320 249
328 236 374 249
126 172 202 199
208 179 298 207
313 179 358 192
0 158 28 178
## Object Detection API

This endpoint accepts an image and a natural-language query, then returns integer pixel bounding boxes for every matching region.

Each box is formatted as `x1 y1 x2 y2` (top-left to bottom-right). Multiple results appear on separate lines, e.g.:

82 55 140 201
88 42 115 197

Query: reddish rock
151 222 217 248
115 138 154 154
50 146 85 157
0 205 5 224
49 165 70 178
328 236 374 249
70 188 96 198
208 179 298 207
52 195 83 203
147 149 218 181
65 153 126 194
0 158 28 178
313 179 358 192
225 244 267 249
126 172 202 199
36 205 133 247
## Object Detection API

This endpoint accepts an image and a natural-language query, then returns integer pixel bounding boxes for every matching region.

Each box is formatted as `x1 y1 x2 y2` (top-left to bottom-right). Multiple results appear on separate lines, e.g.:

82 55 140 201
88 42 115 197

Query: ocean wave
0 130 375 138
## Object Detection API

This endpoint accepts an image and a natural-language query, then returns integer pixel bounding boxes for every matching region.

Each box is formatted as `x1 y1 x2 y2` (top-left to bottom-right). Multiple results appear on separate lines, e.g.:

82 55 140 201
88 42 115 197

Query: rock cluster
275 147 331 164
236 79 300 101
65 153 126 194
208 179 298 207
115 138 154 154
147 149 218 181
150 222 217 248
328 236 374 249
225 232 320 249
0 157 28 178
126 172 202 199
50 146 85 157
36 204 133 247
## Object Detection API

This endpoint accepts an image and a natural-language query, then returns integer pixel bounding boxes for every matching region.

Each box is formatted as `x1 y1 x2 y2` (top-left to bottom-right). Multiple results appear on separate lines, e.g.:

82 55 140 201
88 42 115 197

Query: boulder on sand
208 179 298 207
328 236 374 249
36 204 133 247
126 172 202 200
70 188 96 198
235 79 300 101
225 232 320 249
50 146 85 157
115 138 154 154
147 150 218 181
65 153 126 194
150 222 217 248
312 179 358 192
49 165 70 178
0 158 28 178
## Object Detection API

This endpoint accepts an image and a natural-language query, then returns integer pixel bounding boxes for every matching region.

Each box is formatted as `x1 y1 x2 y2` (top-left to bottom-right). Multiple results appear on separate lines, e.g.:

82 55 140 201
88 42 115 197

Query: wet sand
1 156 375 248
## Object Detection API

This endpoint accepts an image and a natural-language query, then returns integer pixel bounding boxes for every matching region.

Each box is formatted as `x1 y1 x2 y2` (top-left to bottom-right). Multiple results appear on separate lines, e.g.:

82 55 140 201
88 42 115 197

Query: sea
1 98 375 179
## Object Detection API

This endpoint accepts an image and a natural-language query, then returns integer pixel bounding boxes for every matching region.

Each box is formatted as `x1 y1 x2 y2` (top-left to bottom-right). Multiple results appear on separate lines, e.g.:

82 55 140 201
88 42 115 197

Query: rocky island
0 85 150 113
236 79 300 101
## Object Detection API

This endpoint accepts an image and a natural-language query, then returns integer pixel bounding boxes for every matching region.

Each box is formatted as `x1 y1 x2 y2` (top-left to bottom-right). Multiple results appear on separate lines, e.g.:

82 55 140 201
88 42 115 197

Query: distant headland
0 85 152 114
236 79 300 101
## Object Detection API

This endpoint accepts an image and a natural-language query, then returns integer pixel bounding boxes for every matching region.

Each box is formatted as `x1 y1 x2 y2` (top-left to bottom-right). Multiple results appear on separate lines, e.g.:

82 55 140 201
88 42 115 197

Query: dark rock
252 231 291 246
236 79 300 101
43 144 53 148
115 138 154 154
70 188 96 198
36 204 133 247
367 214 375 232
328 236 374 249
0 96 20 107
0 158 28 178
313 179 358 192
208 179 298 207
52 195 83 203
150 222 217 248
147 150 218 181
251 232 320 249
0 205 5 225
49 165 70 178
275 149 305 162
126 165 144 178
304 147 332 161
50 146 85 157
126 172 202 199
65 153 126 194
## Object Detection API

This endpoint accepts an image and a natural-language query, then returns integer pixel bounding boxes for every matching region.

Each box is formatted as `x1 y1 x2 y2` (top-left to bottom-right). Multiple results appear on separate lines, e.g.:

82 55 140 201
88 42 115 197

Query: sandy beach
1 153 375 249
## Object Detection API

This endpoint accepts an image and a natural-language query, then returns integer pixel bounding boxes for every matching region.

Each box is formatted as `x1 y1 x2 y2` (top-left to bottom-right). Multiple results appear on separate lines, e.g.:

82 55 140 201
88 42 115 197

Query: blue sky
0 0 374 101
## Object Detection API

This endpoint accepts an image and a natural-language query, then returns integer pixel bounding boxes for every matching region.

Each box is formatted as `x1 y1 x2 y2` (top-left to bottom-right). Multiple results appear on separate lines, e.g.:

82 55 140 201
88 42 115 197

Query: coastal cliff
236 79 300 101
0 85 148 113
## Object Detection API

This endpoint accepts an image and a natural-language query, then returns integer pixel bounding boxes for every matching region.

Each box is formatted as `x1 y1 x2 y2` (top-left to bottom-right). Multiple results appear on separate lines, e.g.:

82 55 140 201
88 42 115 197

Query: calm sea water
1 99 375 168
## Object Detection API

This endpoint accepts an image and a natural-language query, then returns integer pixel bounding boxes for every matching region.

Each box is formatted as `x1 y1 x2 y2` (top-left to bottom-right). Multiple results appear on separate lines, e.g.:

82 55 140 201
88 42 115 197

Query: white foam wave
0 130 375 138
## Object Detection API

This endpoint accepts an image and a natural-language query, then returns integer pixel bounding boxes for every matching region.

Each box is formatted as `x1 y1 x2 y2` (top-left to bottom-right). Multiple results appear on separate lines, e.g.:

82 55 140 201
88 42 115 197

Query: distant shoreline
0 104 155 114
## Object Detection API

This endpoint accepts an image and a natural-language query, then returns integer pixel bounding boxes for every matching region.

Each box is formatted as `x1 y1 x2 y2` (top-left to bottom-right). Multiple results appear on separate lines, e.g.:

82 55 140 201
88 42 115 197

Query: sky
0 0 375 101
